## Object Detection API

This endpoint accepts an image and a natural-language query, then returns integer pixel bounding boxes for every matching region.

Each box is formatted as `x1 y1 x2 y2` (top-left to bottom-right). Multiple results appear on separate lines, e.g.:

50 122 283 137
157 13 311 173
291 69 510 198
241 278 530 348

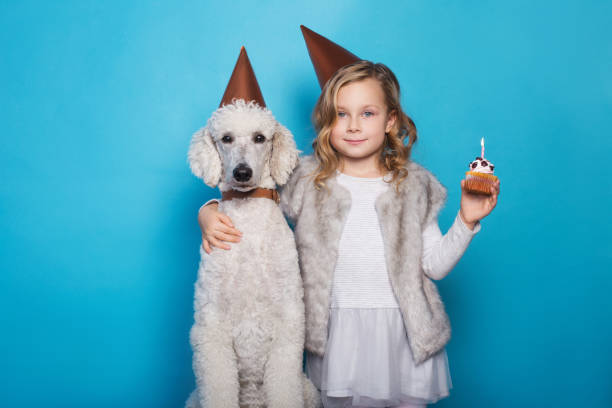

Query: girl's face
330 77 396 170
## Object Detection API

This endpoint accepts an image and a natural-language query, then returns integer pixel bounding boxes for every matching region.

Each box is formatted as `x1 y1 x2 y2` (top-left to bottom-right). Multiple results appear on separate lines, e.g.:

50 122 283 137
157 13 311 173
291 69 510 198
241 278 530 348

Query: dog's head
188 99 299 192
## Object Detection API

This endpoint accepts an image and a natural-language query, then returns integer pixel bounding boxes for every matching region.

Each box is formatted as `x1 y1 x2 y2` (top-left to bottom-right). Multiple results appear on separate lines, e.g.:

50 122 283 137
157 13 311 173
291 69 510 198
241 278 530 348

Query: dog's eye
221 134 233 144
253 134 266 144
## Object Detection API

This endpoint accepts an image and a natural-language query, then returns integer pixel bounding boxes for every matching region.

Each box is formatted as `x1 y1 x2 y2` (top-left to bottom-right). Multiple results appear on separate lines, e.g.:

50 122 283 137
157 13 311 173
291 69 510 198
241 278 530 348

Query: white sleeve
199 198 220 212
421 211 481 280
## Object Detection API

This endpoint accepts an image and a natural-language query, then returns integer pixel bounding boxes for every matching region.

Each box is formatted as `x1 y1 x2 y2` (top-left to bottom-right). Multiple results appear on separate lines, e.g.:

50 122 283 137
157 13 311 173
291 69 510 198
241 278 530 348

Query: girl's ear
270 123 299 186
188 126 222 187
385 109 397 133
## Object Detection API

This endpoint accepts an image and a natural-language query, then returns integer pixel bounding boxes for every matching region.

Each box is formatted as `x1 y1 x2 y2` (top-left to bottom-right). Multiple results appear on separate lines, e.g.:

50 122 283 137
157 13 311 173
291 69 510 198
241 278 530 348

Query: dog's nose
233 163 252 182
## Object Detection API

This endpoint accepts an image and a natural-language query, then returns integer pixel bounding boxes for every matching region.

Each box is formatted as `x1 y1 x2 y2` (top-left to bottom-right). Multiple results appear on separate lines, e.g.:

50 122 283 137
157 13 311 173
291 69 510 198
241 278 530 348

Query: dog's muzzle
233 163 253 182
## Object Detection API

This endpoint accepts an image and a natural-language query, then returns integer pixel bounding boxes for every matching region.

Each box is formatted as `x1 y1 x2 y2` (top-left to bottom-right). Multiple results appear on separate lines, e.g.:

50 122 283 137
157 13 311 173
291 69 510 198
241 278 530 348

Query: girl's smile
343 138 367 145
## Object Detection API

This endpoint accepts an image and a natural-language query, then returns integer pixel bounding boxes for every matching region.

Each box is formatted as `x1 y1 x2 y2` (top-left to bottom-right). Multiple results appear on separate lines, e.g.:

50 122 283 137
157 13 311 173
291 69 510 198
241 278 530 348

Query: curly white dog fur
186 100 320 408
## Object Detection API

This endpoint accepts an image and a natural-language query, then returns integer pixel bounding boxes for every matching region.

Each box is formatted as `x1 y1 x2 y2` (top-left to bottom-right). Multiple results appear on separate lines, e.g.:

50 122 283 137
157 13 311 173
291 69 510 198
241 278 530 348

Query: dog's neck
221 188 280 204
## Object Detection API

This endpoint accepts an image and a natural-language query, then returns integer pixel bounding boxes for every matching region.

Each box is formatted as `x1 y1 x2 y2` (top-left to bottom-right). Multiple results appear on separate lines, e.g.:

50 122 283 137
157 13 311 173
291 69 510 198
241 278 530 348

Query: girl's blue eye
337 112 346 117
363 111 374 117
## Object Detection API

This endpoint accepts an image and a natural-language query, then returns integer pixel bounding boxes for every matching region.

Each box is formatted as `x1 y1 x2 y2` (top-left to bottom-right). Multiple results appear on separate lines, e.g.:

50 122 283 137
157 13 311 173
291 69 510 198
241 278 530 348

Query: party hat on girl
300 25 361 89
219 46 266 107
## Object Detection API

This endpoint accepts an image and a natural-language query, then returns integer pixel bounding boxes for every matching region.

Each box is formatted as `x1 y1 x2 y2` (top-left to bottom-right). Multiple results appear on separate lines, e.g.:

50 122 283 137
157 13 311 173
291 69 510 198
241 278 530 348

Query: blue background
1 1 611 407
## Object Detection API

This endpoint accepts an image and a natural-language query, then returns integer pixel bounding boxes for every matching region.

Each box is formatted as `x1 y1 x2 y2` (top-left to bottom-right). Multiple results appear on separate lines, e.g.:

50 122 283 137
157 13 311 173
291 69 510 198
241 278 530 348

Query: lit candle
481 137 485 159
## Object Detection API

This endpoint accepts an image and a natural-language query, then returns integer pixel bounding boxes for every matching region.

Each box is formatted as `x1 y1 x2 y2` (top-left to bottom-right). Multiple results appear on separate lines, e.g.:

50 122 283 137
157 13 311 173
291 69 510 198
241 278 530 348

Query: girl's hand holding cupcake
459 178 500 230
459 137 500 229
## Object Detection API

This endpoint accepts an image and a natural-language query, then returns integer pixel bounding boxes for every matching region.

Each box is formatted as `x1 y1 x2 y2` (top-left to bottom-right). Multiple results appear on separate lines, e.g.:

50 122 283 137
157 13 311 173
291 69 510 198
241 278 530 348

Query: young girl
198 61 500 408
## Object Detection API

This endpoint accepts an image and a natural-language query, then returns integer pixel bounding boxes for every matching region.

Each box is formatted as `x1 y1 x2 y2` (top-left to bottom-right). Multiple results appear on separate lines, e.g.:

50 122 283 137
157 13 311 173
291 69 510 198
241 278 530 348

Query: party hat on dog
220 46 266 107
300 25 361 89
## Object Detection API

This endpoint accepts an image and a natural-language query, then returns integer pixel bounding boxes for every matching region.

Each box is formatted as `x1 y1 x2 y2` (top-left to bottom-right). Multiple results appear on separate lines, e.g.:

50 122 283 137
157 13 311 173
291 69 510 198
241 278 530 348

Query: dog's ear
188 126 222 187
270 123 299 186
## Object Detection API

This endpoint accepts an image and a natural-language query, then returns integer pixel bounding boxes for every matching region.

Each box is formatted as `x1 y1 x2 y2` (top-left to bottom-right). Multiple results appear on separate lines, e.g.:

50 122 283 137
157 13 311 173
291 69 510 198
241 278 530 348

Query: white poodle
185 99 320 408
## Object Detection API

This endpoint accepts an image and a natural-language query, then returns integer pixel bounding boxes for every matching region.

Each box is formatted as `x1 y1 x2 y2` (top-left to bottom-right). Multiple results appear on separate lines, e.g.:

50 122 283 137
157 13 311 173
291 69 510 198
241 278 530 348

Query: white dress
305 172 481 408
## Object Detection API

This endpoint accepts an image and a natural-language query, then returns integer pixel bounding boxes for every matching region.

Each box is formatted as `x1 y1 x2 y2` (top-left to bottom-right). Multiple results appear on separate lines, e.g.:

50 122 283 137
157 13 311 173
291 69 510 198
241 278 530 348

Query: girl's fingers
215 231 241 243
218 214 237 230
489 192 498 210
209 236 231 250
203 239 212 254
218 224 242 237
218 214 242 236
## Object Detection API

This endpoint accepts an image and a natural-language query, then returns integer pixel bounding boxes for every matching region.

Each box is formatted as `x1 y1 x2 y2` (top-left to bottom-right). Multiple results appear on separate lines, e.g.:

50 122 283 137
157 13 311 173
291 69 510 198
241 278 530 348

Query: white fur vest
279 155 451 366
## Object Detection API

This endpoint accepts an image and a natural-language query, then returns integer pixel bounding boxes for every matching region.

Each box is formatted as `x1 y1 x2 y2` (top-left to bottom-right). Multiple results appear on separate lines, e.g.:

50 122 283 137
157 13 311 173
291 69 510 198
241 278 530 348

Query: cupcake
464 139 498 195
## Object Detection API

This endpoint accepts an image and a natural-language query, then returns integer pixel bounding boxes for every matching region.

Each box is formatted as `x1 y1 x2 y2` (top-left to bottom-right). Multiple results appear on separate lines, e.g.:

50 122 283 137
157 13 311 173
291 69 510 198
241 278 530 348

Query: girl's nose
348 116 360 132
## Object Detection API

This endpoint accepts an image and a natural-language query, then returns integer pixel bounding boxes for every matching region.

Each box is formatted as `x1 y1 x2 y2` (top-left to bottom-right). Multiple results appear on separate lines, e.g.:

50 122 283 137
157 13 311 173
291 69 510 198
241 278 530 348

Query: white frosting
468 157 495 174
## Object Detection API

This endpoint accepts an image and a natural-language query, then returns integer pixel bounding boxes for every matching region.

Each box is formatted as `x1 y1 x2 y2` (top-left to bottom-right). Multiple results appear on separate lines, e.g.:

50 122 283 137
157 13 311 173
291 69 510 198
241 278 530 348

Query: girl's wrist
459 209 477 230
199 199 219 213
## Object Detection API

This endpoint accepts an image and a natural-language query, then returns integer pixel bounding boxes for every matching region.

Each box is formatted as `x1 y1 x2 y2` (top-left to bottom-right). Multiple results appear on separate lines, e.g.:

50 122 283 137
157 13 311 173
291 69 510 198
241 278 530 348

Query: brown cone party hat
219 46 265 108
300 25 361 89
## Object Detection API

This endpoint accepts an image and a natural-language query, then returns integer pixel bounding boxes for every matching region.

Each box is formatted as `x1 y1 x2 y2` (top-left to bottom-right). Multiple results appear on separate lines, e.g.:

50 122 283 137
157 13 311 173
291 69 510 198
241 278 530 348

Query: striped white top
331 172 480 309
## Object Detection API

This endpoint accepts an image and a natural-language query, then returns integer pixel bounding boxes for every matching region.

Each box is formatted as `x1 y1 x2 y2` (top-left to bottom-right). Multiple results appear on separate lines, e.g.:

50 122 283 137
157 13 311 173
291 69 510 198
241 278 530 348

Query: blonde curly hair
311 60 417 190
